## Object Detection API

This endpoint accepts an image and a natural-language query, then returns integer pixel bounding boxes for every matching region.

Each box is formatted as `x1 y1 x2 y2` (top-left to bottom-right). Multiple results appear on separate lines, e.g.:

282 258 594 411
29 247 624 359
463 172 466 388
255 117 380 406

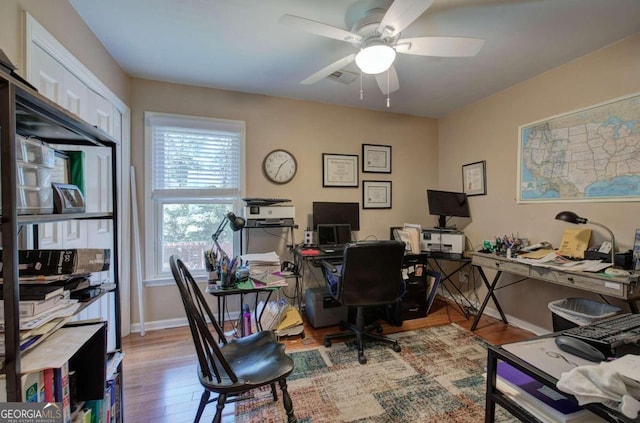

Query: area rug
235 323 516 422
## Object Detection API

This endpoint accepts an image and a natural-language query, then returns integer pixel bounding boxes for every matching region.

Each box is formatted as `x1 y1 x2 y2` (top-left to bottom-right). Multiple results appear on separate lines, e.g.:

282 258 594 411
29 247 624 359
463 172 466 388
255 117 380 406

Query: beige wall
439 33 640 331
5 0 639 332
0 0 129 102
130 79 439 323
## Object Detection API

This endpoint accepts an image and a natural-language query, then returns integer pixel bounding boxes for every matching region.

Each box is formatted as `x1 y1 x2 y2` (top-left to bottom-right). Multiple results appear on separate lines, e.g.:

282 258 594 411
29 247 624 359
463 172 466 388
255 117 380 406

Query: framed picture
517 93 640 203
363 180 392 209
462 160 486 196
52 182 85 213
362 143 391 173
322 153 358 187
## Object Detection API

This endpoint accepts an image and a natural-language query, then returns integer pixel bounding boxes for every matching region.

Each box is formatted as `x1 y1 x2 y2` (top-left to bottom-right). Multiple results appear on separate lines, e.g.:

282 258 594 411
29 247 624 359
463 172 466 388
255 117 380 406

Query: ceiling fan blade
279 14 362 43
395 37 484 57
375 65 400 95
301 54 357 85
377 0 434 37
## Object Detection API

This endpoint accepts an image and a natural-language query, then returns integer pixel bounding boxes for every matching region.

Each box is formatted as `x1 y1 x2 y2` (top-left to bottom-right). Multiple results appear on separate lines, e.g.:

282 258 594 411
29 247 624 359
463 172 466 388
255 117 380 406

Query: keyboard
562 313 640 353
321 246 345 254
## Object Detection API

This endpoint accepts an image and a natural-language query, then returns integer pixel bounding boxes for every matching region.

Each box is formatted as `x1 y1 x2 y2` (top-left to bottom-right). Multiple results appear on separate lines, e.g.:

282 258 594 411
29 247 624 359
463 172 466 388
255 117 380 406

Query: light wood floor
121 298 534 423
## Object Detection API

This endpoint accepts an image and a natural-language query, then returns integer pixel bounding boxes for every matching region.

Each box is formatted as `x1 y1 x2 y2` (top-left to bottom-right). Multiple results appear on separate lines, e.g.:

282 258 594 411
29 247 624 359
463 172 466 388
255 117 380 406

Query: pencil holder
219 271 238 289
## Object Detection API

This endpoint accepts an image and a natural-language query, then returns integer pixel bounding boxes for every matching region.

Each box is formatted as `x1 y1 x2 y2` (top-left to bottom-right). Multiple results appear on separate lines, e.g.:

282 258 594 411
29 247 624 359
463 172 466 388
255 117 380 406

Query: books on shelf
0 284 65 301
0 249 110 277
496 362 603 422
0 292 65 317
0 299 81 332
54 361 72 423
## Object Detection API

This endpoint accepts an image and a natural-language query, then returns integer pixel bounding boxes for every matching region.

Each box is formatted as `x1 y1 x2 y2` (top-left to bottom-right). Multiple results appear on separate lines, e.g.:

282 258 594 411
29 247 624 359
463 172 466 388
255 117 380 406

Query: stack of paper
274 305 304 337
250 272 287 288
256 300 288 331
241 251 280 274
393 224 421 254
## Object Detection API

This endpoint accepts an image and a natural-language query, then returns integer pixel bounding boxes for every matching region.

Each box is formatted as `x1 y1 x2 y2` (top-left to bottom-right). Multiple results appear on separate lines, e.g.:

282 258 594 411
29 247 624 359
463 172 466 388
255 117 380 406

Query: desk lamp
211 212 246 261
554 211 615 265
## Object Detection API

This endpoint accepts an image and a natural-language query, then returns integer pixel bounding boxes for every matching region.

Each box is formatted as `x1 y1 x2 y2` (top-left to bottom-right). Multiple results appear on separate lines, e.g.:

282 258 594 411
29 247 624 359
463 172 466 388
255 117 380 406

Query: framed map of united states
517 92 640 203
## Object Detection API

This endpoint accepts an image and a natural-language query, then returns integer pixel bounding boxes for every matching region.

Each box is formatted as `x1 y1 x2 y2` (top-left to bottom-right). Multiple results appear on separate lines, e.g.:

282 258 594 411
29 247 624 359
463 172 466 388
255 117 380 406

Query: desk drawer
554 272 626 299
473 255 530 276
404 273 426 291
529 266 558 283
401 289 427 320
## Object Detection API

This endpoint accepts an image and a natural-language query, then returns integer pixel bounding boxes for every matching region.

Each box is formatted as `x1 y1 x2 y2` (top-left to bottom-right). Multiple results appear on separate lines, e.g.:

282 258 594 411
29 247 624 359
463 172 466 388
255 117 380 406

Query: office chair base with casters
324 306 401 364
320 240 406 365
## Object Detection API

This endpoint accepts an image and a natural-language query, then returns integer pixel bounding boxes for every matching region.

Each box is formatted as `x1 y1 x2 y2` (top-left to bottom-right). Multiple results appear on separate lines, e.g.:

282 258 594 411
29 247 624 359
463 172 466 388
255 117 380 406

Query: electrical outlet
459 272 469 283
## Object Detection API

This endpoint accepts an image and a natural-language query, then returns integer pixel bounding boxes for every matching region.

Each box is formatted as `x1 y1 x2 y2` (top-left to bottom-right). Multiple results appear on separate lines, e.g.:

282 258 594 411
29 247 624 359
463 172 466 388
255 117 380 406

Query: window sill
144 274 208 287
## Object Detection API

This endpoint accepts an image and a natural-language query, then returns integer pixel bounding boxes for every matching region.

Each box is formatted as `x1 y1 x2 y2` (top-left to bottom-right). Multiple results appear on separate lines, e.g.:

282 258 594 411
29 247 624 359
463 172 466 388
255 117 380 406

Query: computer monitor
312 202 360 231
426 189 470 230
317 223 352 247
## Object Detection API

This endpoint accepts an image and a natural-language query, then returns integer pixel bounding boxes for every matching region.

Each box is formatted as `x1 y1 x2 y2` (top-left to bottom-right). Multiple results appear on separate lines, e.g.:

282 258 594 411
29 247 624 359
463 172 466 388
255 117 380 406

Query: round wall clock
262 149 297 184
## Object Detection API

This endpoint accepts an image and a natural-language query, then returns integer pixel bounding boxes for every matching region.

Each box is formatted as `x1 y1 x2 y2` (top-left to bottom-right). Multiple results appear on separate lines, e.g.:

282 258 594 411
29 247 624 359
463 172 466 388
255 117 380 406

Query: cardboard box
0 249 110 276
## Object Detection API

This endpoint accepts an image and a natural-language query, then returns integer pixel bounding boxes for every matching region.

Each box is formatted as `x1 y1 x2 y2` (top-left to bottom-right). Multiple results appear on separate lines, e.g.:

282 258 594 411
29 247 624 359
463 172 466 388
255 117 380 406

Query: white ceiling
69 0 640 118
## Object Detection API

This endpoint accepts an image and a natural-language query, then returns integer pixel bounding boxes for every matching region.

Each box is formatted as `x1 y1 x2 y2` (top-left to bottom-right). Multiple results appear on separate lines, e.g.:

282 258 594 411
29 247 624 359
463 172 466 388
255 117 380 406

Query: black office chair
320 240 406 364
169 255 297 423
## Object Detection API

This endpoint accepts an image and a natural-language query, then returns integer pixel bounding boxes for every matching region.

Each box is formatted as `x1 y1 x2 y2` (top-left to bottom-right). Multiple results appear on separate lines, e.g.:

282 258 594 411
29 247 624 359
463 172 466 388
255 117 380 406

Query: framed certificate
362 144 391 173
322 153 358 187
363 180 392 209
462 160 487 196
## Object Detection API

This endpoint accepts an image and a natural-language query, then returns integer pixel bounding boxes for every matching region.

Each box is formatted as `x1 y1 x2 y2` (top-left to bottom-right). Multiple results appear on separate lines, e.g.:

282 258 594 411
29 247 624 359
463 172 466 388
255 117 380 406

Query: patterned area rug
235 323 516 422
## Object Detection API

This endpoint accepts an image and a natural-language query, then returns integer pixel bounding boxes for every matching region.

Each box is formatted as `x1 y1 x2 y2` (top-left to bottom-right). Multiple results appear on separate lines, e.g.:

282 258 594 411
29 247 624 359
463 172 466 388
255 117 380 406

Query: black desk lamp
212 212 246 261
554 211 615 265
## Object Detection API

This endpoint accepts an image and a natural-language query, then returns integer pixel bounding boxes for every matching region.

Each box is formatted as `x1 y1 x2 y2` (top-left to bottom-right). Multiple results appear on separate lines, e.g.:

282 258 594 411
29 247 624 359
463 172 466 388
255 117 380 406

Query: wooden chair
169 255 297 423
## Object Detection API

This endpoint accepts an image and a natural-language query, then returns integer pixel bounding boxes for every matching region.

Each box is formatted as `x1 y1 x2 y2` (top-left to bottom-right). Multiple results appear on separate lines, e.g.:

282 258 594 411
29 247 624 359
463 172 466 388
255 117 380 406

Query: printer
244 204 295 226
420 229 465 254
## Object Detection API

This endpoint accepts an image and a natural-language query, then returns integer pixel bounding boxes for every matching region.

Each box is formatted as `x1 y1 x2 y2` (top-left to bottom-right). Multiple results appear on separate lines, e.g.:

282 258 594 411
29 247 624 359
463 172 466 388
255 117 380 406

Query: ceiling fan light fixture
355 44 396 75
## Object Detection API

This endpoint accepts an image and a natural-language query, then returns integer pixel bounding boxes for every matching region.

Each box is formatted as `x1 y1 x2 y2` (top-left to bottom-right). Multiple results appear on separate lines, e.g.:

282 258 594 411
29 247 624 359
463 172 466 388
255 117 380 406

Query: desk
471 252 640 331
206 283 281 333
293 247 473 319
486 336 639 422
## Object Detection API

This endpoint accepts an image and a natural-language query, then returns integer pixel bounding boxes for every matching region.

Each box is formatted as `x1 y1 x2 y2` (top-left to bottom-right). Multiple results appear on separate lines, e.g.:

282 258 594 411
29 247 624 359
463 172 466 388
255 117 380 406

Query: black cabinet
401 256 428 321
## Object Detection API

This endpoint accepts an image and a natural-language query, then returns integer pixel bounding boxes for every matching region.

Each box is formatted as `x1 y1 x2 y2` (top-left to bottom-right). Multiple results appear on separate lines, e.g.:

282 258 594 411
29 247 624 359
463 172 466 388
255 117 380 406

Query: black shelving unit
0 71 122 418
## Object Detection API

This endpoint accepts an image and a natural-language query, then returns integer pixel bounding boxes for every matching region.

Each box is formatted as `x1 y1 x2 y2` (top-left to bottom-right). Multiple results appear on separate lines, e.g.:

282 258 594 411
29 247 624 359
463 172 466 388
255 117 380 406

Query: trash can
548 298 622 331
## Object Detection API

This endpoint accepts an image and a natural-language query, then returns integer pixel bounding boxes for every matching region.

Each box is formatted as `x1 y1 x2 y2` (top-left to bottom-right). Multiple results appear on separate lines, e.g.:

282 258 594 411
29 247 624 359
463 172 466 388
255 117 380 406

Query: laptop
317 224 352 253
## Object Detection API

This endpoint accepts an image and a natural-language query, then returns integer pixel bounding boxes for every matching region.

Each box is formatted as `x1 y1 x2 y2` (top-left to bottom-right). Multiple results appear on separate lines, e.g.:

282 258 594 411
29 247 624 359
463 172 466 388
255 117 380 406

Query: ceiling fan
279 0 484 96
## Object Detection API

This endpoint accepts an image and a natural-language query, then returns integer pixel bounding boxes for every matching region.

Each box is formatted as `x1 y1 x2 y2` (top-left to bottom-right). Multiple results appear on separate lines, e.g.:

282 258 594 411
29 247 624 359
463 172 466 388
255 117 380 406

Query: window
144 112 245 281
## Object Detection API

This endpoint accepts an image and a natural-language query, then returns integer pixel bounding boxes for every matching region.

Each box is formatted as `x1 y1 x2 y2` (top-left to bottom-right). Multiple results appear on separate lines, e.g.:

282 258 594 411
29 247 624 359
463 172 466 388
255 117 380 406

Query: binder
496 362 598 422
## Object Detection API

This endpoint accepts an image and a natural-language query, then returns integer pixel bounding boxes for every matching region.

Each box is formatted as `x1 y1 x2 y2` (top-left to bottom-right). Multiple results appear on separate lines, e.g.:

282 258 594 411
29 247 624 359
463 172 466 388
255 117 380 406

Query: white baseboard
480 306 549 336
130 311 242 335
439 292 550 336
130 299 550 337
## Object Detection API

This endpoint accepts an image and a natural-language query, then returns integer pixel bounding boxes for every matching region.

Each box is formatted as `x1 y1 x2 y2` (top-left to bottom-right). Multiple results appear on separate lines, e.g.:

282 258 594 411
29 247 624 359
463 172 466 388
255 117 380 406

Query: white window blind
148 113 243 196
144 112 245 281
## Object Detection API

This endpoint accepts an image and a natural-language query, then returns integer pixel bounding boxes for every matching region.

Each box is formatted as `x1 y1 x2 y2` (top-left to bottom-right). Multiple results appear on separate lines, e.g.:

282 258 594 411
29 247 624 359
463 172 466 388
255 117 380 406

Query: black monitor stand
434 216 457 232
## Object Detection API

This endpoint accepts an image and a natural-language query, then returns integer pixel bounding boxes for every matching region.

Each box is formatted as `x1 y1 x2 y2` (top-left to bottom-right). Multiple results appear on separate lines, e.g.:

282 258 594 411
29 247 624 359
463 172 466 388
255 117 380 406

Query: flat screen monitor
317 224 352 247
312 202 360 231
426 189 470 230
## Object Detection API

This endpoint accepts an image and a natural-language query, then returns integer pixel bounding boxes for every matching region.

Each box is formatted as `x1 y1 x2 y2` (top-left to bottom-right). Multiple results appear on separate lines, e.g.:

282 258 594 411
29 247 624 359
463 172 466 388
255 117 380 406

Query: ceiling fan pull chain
360 71 364 100
386 70 391 107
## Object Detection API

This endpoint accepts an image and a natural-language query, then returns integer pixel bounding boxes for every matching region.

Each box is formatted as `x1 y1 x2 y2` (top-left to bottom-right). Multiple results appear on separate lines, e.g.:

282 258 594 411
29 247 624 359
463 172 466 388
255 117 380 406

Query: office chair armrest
320 260 339 274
